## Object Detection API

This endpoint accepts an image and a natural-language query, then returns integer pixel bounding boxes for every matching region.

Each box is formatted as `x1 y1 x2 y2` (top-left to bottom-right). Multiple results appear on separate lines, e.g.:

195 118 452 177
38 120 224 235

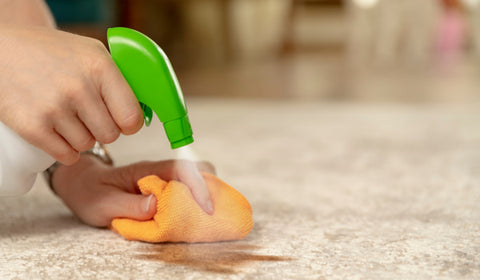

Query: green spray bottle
107 27 193 149
107 28 214 215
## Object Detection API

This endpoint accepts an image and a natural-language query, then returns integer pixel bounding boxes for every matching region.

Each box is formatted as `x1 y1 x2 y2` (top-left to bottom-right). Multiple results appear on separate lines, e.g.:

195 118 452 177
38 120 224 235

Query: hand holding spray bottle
0 28 211 213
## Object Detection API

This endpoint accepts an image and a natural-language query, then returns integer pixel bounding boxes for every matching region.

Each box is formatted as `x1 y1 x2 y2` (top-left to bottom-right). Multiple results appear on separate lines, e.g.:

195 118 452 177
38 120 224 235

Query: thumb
103 191 157 223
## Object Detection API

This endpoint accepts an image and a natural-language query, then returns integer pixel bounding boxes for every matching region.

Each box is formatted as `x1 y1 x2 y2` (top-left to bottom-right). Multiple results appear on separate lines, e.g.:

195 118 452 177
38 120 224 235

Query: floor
1 98 480 279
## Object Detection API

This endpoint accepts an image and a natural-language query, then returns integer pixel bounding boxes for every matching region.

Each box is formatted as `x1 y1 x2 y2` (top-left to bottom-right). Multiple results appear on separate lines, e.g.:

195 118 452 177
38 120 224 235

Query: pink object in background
435 3 466 60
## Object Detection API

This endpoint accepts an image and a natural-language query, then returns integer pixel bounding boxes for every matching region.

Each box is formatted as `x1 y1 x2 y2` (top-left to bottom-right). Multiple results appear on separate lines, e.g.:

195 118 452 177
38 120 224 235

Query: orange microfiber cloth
111 173 253 243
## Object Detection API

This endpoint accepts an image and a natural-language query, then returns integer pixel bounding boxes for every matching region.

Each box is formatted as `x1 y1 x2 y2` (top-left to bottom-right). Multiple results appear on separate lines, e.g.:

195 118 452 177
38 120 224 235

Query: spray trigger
140 103 153 127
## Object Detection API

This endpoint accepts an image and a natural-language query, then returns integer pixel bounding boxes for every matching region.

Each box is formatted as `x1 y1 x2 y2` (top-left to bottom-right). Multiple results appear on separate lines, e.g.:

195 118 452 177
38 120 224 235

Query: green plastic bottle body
107 27 193 149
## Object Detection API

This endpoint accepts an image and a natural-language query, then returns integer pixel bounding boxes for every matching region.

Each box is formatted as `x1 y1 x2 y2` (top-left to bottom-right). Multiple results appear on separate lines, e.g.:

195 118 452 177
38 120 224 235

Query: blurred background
46 0 480 103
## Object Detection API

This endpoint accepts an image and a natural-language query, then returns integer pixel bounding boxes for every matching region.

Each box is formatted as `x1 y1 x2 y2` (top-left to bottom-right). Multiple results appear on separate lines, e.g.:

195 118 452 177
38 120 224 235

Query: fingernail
205 200 214 215
143 194 154 213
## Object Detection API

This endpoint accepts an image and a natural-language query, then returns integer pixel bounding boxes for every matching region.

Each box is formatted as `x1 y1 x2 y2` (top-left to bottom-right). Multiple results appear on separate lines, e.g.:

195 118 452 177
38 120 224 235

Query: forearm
0 0 55 28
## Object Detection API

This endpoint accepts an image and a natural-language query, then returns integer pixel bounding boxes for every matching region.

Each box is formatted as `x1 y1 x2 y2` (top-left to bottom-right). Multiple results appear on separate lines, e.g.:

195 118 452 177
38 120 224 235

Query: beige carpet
1 99 479 279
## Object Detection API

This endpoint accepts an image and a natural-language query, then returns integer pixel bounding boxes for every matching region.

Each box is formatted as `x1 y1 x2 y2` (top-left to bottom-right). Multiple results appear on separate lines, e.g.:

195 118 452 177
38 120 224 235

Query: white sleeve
0 122 55 196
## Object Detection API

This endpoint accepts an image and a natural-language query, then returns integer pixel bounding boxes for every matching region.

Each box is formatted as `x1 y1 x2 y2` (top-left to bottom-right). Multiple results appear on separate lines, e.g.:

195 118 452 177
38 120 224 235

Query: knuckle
88 55 110 77
85 41 112 77
64 79 89 101
89 37 107 52
52 77 89 106
41 103 62 121
52 73 87 102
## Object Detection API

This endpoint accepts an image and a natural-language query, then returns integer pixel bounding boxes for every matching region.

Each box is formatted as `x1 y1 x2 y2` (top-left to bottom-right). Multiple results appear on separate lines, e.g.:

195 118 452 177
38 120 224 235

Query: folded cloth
111 173 253 243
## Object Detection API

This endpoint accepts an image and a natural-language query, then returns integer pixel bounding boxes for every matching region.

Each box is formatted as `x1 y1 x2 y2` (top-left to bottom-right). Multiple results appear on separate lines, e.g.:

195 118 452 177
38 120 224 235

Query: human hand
0 25 143 165
51 154 216 227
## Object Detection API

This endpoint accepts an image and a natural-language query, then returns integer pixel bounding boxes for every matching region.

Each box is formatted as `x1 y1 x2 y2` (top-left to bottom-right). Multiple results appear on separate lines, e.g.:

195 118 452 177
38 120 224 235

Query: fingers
30 128 79 165
75 86 121 144
52 153 158 227
124 160 216 188
110 159 217 216
108 160 176 195
174 160 214 215
97 190 157 227
95 56 144 136
74 42 143 144
53 115 95 152
75 188 157 227
122 159 215 215
69 43 143 145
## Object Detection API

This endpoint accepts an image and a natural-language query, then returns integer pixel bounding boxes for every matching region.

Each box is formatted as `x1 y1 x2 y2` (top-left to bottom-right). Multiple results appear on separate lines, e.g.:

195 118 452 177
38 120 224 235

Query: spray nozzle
107 27 193 149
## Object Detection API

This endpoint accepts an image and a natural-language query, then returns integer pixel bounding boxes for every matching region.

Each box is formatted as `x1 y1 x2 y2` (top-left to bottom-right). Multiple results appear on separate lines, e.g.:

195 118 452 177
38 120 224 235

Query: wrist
44 143 113 194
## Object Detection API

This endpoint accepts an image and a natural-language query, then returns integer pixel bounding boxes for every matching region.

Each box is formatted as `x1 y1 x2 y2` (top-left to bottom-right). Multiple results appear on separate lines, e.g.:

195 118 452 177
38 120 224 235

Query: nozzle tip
171 136 194 149
163 116 194 150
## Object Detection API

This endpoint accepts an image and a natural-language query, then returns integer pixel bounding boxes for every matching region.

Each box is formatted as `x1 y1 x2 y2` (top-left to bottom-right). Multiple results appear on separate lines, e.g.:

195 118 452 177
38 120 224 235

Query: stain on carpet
137 243 292 274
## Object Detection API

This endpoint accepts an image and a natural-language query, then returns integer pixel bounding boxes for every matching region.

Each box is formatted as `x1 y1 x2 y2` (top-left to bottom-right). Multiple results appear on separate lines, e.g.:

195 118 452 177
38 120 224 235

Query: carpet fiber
1 99 479 279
